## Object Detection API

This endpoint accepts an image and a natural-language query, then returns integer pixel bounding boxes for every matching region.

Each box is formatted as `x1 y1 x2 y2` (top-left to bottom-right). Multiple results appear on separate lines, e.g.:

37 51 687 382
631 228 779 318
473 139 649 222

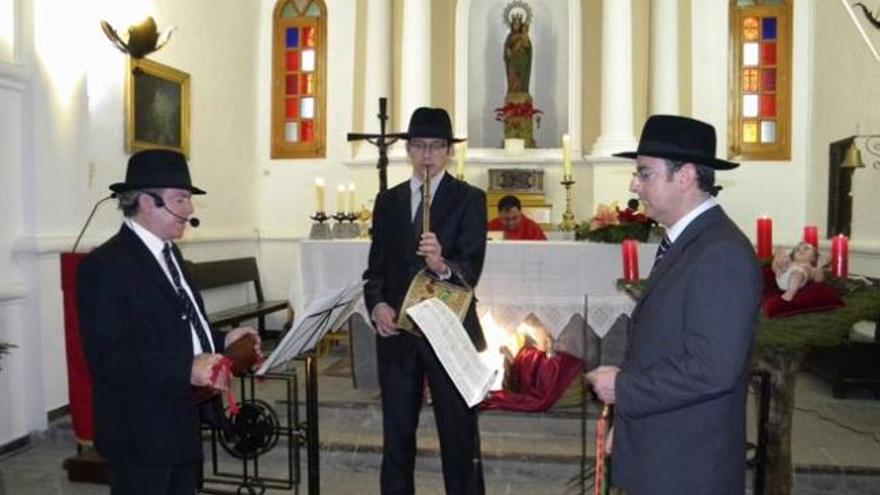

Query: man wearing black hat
77 149 259 495
586 115 762 494
363 107 487 495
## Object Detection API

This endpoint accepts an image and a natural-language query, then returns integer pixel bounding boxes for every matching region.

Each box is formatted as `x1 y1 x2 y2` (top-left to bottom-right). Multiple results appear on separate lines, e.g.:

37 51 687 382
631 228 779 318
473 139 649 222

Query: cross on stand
347 97 402 192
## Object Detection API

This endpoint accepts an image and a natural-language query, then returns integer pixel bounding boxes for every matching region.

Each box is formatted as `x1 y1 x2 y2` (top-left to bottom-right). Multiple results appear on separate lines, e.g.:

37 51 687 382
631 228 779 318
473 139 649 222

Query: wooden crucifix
347 97 402 192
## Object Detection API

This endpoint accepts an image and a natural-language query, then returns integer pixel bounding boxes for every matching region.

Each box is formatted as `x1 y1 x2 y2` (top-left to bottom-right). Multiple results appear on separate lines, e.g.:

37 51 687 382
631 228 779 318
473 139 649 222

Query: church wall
810 0 880 275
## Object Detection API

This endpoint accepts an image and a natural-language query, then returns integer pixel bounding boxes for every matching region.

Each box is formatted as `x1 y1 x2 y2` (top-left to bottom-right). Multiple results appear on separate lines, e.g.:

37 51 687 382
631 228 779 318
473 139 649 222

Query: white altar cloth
289 240 656 338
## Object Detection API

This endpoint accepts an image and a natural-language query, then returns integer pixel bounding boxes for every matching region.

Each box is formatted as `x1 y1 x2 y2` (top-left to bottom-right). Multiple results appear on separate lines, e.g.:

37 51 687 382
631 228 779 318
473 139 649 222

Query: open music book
405 298 496 408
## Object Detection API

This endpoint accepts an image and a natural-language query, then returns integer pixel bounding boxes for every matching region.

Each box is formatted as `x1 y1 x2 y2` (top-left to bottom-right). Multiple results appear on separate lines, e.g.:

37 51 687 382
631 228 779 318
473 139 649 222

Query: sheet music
406 298 497 408
257 280 363 375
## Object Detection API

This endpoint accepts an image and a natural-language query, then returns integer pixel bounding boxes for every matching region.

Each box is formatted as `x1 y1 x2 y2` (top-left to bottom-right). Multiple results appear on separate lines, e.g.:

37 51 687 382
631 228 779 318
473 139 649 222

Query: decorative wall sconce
839 135 880 169
100 16 175 59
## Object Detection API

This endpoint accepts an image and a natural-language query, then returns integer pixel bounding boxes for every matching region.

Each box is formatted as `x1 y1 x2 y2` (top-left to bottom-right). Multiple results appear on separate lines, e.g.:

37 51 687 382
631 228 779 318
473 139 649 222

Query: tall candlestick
456 142 467 179
562 134 572 179
336 184 345 213
803 226 819 249
315 177 325 212
348 182 356 213
756 216 773 258
831 234 849 278
622 239 640 282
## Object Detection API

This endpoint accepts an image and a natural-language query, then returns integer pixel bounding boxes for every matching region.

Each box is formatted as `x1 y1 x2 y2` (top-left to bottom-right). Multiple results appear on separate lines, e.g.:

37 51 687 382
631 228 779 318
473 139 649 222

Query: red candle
756 217 773 258
803 226 819 249
621 239 639 282
830 234 849 278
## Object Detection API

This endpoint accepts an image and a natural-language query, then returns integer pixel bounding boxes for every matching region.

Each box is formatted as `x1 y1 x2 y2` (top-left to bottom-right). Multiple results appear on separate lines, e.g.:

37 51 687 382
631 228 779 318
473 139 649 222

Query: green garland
616 279 880 354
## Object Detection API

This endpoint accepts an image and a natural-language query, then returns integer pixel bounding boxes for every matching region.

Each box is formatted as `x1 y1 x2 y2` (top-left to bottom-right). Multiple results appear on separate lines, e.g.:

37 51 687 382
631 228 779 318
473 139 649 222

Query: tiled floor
1 354 879 494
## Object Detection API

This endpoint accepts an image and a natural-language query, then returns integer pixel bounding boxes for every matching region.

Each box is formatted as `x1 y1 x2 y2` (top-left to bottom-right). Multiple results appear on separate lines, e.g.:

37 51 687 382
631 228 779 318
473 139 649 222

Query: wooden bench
184 257 291 339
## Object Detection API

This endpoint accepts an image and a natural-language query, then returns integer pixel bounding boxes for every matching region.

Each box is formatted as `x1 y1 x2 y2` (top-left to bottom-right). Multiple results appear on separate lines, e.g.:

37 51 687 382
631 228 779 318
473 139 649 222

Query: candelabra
558 178 578 232
309 211 331 239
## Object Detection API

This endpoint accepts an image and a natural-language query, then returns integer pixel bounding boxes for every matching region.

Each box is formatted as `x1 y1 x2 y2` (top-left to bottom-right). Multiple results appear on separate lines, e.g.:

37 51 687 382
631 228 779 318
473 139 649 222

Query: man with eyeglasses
586 115 762 494
363 107 488 495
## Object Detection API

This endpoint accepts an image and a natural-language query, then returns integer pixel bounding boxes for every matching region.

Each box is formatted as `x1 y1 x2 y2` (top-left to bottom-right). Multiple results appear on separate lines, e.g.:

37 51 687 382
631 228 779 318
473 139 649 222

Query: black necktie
653 235 672 267
413 185 424 237
162 244 213 354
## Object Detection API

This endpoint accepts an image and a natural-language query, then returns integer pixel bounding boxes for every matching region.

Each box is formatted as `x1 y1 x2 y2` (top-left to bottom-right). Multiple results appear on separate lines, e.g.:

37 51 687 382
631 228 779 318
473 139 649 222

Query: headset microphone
145 192 201 228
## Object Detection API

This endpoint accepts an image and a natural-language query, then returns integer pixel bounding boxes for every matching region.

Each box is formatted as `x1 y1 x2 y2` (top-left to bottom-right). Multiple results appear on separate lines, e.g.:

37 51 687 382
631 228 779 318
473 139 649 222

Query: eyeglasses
631 168 662 183
409 140 449 154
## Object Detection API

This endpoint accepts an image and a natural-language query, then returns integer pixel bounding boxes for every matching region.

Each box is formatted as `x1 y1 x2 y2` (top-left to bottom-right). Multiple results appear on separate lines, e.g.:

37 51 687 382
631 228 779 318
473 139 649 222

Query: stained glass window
272 0 327 158
729 0 791 160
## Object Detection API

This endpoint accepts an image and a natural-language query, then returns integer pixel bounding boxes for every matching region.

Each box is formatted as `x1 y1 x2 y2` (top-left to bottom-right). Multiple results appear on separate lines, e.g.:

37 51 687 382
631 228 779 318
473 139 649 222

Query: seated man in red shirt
488 195 547 240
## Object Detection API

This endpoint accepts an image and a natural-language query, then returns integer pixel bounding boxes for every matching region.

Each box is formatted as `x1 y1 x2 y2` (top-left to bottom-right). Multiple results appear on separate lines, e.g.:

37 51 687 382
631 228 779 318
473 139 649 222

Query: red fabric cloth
488 215 547 240
481 346 583 412
760 264 844 319
61 252 94 444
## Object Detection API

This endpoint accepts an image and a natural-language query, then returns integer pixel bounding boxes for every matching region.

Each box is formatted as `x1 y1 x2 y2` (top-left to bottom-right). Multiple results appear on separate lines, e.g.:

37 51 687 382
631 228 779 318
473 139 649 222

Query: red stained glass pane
760 95 776 117
299 73 314 94
761 42 777 65
286 97 299 119
761 69 776 91
303 26 315 47
301 120 314 142
286 75 298 95
742 69 758 92
286 51 300 72
743 17 759 41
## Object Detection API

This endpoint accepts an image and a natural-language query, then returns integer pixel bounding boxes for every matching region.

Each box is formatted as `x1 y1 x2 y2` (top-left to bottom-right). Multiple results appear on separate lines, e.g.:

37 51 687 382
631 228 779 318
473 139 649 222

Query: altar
289 239 658 338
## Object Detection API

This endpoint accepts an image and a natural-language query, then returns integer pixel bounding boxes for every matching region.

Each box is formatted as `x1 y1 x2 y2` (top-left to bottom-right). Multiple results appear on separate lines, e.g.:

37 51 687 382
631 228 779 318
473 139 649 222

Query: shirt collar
410 170 446 197
665 197 717 243
125 218 168 257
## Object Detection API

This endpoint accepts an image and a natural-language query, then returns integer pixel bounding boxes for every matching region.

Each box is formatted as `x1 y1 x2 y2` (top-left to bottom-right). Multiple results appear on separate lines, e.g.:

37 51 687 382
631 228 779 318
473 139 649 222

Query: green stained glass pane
295 0 309 13
282 3 297 17
737 0 757 6
306 2 321 17
762 0 784 5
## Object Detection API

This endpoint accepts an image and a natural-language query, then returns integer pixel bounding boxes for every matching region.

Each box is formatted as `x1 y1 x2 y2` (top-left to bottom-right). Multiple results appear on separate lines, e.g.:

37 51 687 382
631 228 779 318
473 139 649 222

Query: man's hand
191 353 227 389
585 365 620 404
373 303 399 337
417 232 450 277
225 326 262 359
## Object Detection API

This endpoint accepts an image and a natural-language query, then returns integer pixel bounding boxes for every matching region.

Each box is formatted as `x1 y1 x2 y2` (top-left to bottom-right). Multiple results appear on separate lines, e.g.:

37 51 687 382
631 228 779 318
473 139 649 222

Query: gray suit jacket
612 205 762 495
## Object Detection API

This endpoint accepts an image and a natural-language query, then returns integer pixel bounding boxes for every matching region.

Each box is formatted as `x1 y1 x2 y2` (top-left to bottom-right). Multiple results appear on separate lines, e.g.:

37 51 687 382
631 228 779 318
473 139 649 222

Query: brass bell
840 140 865 169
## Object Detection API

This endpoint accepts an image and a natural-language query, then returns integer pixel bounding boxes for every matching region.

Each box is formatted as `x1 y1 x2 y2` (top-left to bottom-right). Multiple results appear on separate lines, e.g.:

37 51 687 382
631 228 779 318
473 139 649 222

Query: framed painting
840 0 880 61
126 57 191 156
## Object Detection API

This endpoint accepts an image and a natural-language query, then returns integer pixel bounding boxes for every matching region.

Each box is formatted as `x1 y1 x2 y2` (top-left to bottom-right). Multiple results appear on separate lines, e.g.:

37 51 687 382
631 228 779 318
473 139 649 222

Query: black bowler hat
393 107 466 143
109 149 206 194
614 115 739 170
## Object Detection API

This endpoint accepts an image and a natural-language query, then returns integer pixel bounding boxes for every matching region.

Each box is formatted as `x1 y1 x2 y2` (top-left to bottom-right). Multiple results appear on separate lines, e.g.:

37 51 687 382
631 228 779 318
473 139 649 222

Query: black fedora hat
614 115 739 170
393 107 466 143
109 149 206 194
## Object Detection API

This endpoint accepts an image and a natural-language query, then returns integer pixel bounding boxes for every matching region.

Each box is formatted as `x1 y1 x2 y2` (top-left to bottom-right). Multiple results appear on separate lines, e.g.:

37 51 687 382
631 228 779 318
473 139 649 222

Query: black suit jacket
613 206 762 494
77 224 224 466
363 173 488 351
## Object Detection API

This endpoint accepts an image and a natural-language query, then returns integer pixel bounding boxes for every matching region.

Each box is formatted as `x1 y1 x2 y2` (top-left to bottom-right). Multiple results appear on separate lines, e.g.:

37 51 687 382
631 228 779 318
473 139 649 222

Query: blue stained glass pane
286 28 299 48
762 17 777 40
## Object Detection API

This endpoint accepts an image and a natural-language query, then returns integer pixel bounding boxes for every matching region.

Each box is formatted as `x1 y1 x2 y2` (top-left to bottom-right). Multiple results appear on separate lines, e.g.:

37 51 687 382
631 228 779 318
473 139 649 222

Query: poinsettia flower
589 202 621 231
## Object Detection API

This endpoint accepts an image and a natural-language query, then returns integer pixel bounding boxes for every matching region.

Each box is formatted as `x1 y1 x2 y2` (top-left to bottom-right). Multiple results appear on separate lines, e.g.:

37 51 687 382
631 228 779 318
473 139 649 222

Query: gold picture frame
126 57 191 156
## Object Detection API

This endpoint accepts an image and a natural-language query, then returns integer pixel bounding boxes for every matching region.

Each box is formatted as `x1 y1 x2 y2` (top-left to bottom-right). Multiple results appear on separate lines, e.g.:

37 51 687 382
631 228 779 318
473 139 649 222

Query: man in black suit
586 116 762 494
77 150 259 495
363 107 488 495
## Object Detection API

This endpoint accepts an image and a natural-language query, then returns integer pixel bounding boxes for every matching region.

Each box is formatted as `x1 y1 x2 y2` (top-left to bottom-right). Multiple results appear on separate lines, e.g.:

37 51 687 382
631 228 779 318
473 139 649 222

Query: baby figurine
772 242 825 301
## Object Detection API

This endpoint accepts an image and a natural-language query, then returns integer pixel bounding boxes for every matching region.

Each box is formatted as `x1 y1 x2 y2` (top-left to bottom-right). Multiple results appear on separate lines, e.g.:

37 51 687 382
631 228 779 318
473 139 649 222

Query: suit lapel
634 206 724 314
118 224 180 309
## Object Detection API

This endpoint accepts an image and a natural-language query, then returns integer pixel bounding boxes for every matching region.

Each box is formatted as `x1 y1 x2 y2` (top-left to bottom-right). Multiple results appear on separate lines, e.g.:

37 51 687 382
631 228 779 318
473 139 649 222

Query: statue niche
495 1 542 148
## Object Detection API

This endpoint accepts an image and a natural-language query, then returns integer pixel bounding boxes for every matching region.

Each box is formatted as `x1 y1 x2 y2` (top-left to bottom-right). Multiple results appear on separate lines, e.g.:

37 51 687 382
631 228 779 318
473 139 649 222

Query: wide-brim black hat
614 115 739 170
109 149 206 194
391 107 466 143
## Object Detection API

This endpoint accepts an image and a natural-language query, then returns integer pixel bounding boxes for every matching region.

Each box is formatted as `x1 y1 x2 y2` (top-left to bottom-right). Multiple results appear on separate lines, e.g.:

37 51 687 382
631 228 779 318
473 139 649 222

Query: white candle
456 142 467 177
336 184 345 213
315 177 325 212
562 134 572 179
347 182 356 213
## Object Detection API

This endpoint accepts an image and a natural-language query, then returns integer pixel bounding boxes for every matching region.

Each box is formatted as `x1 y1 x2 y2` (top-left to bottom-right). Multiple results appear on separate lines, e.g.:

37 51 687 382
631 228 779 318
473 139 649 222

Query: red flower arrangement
576 199 661 243
493 101 544 122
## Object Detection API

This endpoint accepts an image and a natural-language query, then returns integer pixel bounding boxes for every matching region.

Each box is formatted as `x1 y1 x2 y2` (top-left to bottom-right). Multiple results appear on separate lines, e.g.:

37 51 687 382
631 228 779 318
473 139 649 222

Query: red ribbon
208 357 240 416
